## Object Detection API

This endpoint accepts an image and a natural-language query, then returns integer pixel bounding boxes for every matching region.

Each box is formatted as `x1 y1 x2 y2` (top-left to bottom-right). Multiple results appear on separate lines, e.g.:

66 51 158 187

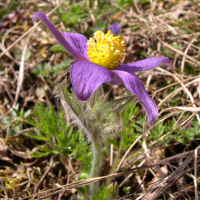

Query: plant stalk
90 140 102 196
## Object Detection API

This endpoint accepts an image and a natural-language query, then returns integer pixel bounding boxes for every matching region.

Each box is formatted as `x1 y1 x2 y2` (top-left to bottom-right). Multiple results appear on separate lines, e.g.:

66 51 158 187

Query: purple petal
62 32 89 61
117 57 172 73
109 73 122 85
112 70 158 124
31 12 87 60
71 60 114 101
109 23 121 36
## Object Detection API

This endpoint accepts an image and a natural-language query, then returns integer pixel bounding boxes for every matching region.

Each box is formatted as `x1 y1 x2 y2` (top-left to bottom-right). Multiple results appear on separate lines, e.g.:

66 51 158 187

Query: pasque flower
31 12 172 124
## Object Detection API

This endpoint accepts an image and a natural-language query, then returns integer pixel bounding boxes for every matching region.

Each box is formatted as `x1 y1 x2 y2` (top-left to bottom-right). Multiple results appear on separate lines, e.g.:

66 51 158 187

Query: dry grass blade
22 164 158 200
13 43 27 107
158 76 200 109
171 74 200 123
116 106 189 172
33 155 56 195
0 0 67 58
175 107 200 112
181 36 198 72
157 37 200 66
141 153 194 200
116 130 144 172
110 143 114 166
194 147 200 200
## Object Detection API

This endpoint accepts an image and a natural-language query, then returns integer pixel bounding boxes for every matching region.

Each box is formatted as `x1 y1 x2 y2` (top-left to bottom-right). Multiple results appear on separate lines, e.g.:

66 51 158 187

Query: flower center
87 30 127 70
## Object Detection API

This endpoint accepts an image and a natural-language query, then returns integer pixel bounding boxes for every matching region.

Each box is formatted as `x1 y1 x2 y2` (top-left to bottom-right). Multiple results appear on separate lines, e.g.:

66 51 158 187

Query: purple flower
31 12 172 124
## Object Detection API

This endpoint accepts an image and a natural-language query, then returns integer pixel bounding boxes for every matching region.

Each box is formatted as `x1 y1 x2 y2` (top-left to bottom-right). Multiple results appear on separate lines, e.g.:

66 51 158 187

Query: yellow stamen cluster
87 30 127 70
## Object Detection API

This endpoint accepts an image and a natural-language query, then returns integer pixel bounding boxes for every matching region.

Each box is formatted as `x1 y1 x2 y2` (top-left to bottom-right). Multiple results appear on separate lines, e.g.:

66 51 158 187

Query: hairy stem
90 140 102 196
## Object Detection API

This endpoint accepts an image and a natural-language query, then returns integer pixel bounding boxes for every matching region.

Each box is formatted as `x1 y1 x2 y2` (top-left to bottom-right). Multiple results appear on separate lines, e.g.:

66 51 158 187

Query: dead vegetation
0 0 200 199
